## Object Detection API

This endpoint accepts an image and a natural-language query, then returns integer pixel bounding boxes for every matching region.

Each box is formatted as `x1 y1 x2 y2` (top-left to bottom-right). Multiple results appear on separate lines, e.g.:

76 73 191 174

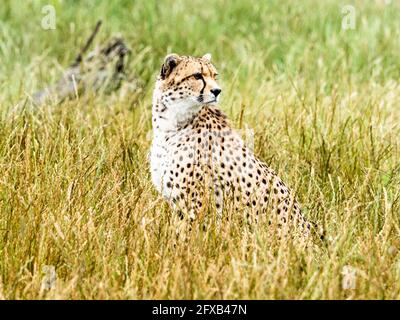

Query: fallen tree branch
32 21 139 106
73 20 103 66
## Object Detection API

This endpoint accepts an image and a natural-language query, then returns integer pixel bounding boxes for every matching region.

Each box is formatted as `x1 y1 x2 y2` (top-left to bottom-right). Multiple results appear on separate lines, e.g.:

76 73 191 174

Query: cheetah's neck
152 100 203 134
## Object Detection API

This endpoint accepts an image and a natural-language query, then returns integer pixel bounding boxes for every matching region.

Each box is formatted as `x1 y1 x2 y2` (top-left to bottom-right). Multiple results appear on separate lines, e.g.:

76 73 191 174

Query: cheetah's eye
193 73 203 80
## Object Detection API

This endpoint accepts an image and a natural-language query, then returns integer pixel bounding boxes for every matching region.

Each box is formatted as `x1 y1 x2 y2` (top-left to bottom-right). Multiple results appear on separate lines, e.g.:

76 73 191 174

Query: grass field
1 0 400 299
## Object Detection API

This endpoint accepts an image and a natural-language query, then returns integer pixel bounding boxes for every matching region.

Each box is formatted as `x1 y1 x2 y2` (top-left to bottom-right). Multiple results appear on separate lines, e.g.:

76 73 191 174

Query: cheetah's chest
150 128 197 198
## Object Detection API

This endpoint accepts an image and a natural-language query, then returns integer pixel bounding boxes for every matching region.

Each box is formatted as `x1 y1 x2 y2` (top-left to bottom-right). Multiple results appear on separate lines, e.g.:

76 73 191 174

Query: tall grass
0 0 399 299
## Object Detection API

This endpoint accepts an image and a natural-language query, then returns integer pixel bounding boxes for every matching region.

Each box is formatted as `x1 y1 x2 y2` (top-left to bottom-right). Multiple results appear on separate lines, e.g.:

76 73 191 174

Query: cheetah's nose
211 88 221 98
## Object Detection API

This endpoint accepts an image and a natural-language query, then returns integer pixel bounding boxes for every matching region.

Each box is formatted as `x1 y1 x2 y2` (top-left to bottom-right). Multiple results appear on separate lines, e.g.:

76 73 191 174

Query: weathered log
32 21 138 106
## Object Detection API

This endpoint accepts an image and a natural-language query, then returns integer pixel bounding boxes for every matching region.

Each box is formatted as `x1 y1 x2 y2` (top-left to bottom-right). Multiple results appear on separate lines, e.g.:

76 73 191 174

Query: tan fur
150 54 322 242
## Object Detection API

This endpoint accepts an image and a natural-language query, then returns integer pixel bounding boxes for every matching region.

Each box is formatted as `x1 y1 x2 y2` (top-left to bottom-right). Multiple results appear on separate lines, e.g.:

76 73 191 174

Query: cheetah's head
153 53 221 126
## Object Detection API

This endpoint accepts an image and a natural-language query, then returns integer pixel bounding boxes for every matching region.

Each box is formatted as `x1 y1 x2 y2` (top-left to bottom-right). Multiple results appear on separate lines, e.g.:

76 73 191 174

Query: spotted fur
150 53 321 241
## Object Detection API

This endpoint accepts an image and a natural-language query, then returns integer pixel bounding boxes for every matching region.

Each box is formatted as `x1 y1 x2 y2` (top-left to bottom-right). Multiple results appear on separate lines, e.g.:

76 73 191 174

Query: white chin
198 95 217 105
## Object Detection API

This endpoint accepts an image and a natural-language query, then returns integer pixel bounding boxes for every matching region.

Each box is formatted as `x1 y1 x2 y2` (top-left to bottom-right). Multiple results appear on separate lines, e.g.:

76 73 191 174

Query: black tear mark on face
178 64 206 100
199 64 206 95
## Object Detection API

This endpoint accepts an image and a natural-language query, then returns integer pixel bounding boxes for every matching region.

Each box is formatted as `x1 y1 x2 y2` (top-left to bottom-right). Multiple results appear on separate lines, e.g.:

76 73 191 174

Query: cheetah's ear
202 53 212 61
160 53 180 80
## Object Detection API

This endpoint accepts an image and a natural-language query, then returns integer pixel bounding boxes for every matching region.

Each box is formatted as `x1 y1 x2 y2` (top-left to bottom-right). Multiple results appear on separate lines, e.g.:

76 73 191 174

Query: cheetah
150 53 321 241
